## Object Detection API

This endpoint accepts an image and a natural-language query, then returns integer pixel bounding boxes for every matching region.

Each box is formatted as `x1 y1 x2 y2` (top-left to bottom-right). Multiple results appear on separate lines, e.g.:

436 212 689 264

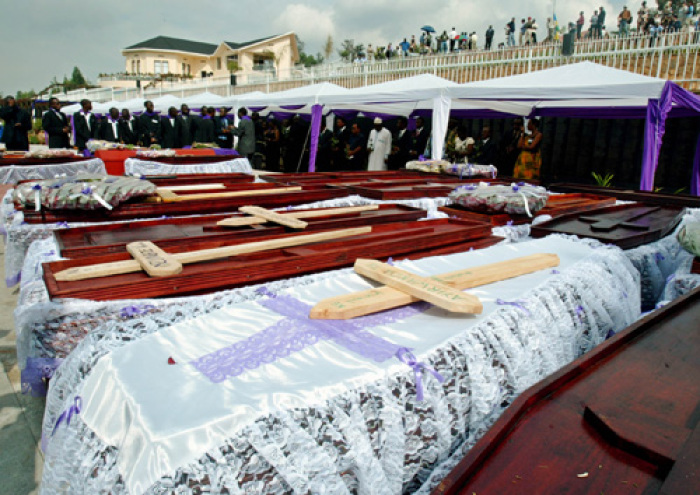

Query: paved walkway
0 239 44 494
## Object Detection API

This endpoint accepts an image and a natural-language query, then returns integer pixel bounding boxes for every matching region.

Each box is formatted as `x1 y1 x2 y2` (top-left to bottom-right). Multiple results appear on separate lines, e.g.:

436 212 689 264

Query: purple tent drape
640 81 700 194
693 133 700 196
308 104 323 173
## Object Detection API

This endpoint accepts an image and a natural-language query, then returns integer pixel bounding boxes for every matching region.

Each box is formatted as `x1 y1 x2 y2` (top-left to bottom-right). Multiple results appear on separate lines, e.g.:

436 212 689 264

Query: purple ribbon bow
655 252 665 262
575 305 585 322
396 348 444 402
32 184 42 191
55 221 69 228
51 396 82 437
496 298 531 316
81 186 92 195
418 155 426 162
255 286 277 298
120 304 155 318
512 185 520 192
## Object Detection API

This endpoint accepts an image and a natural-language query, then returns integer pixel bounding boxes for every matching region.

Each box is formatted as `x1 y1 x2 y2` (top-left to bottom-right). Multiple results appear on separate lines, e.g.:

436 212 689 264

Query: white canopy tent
443 62 700 193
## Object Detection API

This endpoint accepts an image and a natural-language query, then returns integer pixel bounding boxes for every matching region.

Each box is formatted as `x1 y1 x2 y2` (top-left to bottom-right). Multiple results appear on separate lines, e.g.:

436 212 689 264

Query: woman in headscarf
513 118 543 180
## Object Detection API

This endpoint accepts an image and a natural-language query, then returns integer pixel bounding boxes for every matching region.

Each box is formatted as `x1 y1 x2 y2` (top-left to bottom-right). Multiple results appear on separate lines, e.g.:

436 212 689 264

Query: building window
131 60 136 73
187 64 191 75
154 60 169 75
137 60 141 74
217 57 222 70
253 53 274 71
182 63 186 75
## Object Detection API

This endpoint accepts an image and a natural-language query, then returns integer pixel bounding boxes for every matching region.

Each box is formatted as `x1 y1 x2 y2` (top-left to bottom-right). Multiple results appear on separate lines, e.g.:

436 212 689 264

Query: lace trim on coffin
190 294 429 383
40 239 641 494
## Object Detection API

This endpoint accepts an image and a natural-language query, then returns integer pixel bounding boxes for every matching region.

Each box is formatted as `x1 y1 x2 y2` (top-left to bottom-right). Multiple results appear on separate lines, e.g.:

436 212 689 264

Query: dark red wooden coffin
43 218 494 301
0 155 90 166
549 183 700 208
21 188 349 224
140 154 238 164
434 286 700 495
530 203 685 249
349 184 459 199
440 193 618 226
692 257 700 274
261 170 425 183
144 173 254 186
54 204 427 258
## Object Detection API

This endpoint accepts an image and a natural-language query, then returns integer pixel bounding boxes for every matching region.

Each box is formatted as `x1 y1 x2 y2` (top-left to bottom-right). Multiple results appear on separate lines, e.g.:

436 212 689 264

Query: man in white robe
366 117 392 171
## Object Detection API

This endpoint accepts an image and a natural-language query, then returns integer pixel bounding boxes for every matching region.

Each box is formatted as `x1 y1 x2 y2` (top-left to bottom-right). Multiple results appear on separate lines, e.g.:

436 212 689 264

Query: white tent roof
319 74 457 105
151 94 182 112
180 91 226 108
447 61 667 101
235 83 349 107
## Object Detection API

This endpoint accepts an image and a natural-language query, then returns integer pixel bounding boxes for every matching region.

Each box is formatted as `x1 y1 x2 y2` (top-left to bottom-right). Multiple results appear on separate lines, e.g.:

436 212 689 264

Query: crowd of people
351 1 698 59
1 95 544 179
22 97 255 158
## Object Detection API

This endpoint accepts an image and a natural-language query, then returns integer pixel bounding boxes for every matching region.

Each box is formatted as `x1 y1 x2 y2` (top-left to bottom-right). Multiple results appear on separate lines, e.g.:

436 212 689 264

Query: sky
0 0 636 97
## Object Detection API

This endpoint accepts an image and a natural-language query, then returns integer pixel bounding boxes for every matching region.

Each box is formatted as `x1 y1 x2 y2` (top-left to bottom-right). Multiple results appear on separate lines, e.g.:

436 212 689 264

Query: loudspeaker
562 32 575 56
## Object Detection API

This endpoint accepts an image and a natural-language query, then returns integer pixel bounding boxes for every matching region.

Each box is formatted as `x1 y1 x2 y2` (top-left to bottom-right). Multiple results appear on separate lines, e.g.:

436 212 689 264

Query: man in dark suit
139 100 162 146
42 97 71 148
99 107 122 143
332 116 350 171
389 116 413 170
231 107 255 159
473 126 499 165
73 99 98 151
177 104 194 146
214 107 233 149
192 106 215 143
0 96 32 151
410 116 429 159
160 106 181 149
119 109 139 145
316 120 333 171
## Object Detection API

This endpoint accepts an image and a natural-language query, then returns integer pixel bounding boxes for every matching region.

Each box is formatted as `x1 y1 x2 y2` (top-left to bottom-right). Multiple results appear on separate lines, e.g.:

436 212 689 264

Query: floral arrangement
191 142 218 149
24 149 77 159
449 182 548 217
86 140 136 152
406 159 496 178
13 174 157 211
405 159 451 173
677 220 700 257
443 162 497 178
136 149 176 158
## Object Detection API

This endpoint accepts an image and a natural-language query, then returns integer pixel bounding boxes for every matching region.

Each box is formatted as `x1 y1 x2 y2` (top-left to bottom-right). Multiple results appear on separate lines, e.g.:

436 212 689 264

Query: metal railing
40 31 700 103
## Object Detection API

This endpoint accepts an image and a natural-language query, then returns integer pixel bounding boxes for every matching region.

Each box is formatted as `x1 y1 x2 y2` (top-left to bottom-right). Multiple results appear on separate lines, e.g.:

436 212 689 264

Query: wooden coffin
692 257 700 274
549 183 700 208
434 286 700 495
530 203 685 249
43 218 493 301
54 204 428 258
0 155 89 166
144 173 254 186
440 193 618 226
261 170 424 183
349 184 458 200
21 188 349 224
140 154 238 164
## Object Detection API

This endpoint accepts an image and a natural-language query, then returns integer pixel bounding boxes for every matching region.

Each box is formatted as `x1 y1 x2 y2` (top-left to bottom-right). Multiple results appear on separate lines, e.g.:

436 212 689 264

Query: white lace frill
40 236 640 495
123 157 252 176
0 157 106 184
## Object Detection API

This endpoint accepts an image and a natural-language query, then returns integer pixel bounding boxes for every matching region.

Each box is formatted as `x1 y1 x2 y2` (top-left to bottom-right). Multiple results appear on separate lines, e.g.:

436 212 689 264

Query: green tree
338 39 355 62
71 66 86 86
295 36 324 67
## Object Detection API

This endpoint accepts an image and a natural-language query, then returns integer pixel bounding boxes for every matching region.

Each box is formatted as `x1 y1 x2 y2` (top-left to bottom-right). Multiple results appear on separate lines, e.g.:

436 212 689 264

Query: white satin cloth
124 157 252 176
55 236 639 494
0 157 106 184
